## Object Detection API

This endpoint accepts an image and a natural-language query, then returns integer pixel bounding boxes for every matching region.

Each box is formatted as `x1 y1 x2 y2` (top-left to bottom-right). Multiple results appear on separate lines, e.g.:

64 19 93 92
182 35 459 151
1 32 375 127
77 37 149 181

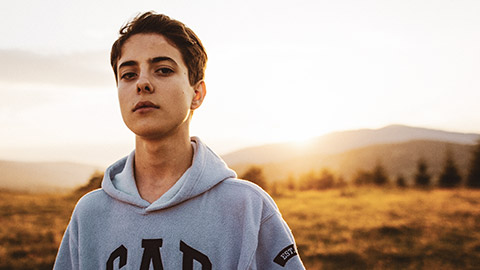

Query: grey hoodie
54 137 305 269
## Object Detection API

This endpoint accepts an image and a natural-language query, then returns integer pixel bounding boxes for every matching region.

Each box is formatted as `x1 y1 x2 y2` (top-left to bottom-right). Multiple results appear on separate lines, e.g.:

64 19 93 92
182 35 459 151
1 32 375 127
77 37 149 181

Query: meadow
277 188 480 269
1 187 479 269
0 190 75 269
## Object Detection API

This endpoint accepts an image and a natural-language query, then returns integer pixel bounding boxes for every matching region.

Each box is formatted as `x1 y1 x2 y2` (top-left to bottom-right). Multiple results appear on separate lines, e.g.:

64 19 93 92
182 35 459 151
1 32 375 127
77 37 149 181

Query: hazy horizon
1 124 479 168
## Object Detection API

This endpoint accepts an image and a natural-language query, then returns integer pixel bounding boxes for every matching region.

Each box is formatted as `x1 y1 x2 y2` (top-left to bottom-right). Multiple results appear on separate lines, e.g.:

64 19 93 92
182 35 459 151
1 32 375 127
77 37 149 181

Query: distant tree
396 174 407 188
298 170 316 190
270 181 280 196
297 169 336 190
336 175 348 189
72 171 104 199
467 140 480 188
241 165 268 190
438 148 462 188
315 168 336 190
415 158 431 188
353 170 373 186
286 174 297 191
372 162 388 186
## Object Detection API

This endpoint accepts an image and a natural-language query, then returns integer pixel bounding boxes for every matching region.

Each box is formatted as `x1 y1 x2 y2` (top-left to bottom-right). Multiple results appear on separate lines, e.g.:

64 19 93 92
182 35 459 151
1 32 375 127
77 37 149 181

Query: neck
134 132 194 203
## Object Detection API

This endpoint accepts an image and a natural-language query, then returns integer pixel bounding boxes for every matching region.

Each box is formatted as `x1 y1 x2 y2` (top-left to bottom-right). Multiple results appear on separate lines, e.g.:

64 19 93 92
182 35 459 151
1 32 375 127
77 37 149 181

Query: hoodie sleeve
54 220 79 270
250 212 305 269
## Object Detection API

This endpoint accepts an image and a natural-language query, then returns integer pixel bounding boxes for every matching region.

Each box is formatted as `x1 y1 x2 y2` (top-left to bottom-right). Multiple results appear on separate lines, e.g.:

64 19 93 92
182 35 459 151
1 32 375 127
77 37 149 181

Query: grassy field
0 190 75 269
276 188 480 269
1 187 479 269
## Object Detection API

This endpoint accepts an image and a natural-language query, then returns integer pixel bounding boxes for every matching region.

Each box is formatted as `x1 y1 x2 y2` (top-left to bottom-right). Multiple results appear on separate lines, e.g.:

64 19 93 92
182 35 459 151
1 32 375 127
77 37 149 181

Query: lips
133 101 160 112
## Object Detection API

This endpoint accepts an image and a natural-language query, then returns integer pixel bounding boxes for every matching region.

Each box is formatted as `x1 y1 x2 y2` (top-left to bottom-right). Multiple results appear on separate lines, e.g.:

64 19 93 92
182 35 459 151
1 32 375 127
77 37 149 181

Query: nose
136 74 154 94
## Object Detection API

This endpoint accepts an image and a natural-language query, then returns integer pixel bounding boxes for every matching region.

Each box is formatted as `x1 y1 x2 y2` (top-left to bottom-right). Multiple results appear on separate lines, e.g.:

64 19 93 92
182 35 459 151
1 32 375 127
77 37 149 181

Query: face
116 33 205 140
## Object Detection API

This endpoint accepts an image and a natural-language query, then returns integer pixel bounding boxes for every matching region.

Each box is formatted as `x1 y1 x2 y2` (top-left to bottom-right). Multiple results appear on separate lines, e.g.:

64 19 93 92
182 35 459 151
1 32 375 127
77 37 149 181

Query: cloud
0 49 114 87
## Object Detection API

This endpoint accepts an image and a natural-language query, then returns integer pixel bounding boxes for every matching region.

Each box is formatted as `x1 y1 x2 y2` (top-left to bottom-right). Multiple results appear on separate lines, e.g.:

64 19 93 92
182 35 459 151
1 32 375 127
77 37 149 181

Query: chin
131 128 164 138
132 125 187 140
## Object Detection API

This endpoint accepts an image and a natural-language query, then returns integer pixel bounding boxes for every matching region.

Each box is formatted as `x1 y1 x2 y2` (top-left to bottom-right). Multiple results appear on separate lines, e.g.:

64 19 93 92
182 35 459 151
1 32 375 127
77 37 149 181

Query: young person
54 12 305 269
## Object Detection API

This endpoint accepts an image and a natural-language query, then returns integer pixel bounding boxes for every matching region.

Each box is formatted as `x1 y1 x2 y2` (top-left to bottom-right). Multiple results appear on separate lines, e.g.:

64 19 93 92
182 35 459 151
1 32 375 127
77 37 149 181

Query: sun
290 137 315 149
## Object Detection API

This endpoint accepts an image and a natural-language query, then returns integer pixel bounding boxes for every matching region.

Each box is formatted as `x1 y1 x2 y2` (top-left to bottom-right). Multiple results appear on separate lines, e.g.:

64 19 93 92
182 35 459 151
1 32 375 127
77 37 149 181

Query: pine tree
467 140 480 188
438 148 462 188
415 158 431 188
396 174 407 188
372 162 388 186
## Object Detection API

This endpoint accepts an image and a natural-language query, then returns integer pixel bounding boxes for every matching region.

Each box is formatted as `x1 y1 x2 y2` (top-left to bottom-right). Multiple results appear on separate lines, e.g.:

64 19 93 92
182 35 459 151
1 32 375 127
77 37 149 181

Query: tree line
240 140 480 192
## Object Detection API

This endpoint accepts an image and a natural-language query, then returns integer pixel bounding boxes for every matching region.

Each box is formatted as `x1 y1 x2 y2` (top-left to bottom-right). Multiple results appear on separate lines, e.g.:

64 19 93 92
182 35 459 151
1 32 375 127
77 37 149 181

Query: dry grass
1 187 479 269
276 188 480 269
0 190 76 270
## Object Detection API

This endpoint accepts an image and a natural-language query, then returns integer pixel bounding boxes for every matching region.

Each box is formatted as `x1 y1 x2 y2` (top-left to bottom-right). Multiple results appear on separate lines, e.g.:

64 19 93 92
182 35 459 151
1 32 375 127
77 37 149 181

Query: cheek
167 80 194 107
118 89 131 112
180 84 195 102
180 91 194 110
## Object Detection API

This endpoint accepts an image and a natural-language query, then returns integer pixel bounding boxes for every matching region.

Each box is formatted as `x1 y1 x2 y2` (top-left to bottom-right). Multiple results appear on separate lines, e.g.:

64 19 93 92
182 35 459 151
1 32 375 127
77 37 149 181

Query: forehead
118 33 186 68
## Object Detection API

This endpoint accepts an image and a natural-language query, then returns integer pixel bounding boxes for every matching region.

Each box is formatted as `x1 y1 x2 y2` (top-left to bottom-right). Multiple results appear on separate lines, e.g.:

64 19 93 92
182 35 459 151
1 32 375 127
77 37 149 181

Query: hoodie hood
102 137 237 213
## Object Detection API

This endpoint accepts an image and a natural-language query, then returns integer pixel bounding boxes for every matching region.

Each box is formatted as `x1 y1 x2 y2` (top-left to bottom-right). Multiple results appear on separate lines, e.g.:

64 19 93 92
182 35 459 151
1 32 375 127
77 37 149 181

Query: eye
121 72 137 80
156 67 174 76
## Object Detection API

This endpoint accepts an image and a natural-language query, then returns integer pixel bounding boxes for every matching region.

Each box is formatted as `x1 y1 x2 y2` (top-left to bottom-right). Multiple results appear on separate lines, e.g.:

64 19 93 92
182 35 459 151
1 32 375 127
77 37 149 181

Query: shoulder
215 178 280 219
71 189 111 218
221 178 276 203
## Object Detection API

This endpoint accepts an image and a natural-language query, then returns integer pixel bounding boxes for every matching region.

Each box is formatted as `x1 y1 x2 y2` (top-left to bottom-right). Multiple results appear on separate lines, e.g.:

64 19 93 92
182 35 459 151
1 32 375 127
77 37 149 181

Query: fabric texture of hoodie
54 137 305 269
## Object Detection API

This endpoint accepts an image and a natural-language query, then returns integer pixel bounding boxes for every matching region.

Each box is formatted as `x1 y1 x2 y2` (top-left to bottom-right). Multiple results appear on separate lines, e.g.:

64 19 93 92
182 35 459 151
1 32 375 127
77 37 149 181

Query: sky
1 0 479 166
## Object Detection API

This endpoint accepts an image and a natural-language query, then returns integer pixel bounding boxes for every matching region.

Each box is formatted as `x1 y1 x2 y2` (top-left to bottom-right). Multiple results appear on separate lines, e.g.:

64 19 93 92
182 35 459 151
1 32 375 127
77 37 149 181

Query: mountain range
222 125 479 166
224 125 479 184
0 125 478 192
230 140 474 184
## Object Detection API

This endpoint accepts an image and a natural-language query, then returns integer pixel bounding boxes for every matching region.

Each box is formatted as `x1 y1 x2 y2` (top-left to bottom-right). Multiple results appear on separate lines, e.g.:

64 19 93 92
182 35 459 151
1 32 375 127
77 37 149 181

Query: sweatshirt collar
112 140 198 203
103 137 236 212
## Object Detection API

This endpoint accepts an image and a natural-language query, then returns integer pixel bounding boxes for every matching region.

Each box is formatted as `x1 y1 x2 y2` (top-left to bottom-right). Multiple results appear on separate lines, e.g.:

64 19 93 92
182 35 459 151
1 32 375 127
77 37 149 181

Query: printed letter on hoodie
180 240 212 270
106 245 127 270
140 239 164 269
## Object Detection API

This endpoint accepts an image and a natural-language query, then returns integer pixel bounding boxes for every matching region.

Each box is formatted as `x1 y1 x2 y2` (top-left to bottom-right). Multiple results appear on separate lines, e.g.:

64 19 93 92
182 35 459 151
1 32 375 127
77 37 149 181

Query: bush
353 170 373 186
299 169 336 190
240 165 268 190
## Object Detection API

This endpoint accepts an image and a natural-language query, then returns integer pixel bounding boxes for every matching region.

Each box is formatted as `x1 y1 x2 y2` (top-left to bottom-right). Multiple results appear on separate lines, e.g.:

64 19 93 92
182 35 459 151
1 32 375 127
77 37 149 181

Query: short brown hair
110 12 207 86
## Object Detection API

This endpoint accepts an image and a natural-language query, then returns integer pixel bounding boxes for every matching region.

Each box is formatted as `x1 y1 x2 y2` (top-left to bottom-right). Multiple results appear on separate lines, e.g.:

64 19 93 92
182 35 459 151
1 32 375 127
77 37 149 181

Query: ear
191 80 206 110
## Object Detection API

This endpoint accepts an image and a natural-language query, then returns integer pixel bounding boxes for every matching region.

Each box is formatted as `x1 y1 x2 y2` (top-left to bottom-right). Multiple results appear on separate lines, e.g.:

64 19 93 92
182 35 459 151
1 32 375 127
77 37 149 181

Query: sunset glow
1 0 479 166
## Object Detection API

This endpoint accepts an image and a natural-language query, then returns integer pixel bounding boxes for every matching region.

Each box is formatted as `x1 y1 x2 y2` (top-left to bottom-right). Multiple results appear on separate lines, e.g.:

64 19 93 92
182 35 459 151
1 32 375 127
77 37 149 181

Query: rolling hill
231 140 475 185
0 160 99 192
222 125 479 166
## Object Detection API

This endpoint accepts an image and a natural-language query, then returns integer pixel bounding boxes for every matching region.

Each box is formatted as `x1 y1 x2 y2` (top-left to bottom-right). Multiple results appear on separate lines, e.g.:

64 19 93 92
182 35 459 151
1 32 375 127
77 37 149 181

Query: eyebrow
150 56 178 66
118 56 178 70
118 60 137 71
